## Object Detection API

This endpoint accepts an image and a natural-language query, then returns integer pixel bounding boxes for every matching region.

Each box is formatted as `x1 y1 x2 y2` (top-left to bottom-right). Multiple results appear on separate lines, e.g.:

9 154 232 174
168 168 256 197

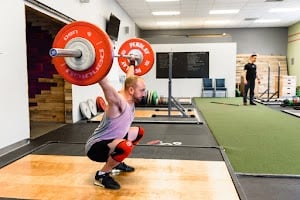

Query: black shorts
87 139 113 162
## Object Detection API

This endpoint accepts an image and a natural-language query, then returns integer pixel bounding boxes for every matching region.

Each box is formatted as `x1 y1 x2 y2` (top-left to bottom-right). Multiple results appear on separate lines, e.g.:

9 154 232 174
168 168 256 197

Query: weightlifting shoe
114 162 135 172
94 171 120 190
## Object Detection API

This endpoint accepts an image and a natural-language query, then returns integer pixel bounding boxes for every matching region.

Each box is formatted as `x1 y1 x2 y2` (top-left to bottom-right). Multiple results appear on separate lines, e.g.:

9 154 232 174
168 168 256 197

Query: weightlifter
85 59 146 190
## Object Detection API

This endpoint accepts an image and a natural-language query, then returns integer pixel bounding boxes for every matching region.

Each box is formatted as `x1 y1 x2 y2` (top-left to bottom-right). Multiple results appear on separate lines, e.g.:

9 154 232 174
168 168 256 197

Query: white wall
142 28 288 56
0 0 29 149
0 0 237 151
0 0 136 150
37 0 138 122
142 43 237 98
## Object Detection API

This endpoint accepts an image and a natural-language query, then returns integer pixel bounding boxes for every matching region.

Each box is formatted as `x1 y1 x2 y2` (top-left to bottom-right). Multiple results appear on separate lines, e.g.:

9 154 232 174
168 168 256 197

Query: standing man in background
243 54 261 105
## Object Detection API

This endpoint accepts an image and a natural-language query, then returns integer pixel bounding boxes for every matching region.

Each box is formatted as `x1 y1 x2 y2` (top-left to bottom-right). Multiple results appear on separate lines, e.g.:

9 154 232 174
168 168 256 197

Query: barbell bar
50 46 144 73
50 48 140 60
49 48 82 58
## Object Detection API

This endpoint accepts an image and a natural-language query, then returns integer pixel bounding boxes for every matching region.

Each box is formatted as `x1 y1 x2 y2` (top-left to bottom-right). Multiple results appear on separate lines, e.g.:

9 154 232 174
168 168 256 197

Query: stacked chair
202 78 214 97
215 78 227 97
201 78 227 97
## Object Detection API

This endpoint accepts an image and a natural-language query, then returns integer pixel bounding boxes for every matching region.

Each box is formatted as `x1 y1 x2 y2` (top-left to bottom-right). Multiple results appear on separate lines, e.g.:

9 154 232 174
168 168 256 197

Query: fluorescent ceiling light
204 20 230 25
265 0 284 2
157 21 180 25
146 0 179 2
152 11 180 16
254 19 281 23
209 9 239 14
269 8 300 13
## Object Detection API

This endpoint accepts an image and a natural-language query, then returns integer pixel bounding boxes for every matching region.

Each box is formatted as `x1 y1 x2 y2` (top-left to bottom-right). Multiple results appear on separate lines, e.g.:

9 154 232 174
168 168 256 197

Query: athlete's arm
98 77 125 116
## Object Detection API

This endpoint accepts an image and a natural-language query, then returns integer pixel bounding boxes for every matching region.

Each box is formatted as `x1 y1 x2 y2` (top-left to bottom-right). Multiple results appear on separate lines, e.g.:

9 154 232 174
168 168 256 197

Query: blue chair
202 78 214 97
215 78 227 97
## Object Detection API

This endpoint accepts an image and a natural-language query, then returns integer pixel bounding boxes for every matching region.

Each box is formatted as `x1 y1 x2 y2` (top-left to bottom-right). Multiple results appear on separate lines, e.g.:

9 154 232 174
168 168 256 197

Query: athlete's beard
133 95 142 104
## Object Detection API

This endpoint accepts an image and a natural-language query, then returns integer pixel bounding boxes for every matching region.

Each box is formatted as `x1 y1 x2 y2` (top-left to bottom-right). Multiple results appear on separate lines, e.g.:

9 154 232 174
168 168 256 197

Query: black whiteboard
156 52 209 78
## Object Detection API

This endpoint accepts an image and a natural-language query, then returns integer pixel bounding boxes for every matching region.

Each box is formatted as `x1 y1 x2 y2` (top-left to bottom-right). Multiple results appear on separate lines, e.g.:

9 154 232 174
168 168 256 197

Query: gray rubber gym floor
1 116 300 199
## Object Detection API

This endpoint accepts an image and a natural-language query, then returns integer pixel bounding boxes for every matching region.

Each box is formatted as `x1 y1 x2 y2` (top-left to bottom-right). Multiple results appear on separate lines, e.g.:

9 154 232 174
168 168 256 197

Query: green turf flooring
194 97 300 175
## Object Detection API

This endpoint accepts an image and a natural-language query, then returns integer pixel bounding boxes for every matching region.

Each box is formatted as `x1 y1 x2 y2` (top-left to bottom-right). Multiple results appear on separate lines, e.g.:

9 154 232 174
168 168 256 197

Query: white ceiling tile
116 0 300 29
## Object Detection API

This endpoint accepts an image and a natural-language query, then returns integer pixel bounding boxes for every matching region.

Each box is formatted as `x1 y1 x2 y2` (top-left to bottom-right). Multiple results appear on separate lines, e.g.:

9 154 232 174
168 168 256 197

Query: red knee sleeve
132 126 144 145
111 140 133 162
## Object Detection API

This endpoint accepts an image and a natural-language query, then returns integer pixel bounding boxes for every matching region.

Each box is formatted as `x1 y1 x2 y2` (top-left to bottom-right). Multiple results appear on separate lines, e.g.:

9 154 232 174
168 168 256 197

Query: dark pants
87 128 144 162
243 79 255 103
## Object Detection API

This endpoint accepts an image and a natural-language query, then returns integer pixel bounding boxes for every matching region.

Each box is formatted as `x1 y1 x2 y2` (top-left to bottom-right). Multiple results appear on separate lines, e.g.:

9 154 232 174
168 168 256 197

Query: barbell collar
49 48 82 58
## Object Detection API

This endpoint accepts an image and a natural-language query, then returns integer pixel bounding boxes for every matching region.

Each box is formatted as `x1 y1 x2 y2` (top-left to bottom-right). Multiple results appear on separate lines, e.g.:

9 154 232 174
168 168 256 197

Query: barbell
49 21 154 86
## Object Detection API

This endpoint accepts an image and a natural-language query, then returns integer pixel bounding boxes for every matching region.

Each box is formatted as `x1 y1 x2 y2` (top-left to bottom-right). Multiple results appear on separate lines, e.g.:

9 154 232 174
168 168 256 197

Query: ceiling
115 0 300 30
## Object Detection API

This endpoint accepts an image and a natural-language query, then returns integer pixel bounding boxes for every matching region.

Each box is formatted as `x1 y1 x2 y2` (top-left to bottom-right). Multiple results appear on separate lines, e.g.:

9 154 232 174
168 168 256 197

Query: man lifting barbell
49 21 154 190
85 59 146 190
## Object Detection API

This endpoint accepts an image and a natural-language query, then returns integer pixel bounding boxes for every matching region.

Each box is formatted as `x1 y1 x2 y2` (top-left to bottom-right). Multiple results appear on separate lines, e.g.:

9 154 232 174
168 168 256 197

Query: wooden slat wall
64 81 73 123
29 74 68 123
236 54 288 98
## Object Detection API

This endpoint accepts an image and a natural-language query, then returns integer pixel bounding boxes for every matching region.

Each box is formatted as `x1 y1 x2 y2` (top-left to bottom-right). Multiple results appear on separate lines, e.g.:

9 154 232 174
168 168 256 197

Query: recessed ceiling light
209 9 240 14
254 19 281 23
264 0 283 2
157 21 180 26
152 11 180 16
244 17 259 21
204 20 230 25
269 8 300 13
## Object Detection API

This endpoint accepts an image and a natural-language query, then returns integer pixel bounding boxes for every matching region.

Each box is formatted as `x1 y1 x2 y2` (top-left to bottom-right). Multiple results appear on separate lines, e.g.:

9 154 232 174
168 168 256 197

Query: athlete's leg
127 126 144 145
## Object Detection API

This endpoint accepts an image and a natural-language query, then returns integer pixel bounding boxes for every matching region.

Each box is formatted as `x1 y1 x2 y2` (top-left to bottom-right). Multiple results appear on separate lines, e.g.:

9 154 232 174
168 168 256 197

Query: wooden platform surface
0 155 239 200
90 109 197 122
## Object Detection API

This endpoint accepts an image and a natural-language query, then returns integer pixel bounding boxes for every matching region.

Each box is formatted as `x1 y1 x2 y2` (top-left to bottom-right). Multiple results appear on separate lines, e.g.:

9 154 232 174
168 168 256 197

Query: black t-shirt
244 63 257 80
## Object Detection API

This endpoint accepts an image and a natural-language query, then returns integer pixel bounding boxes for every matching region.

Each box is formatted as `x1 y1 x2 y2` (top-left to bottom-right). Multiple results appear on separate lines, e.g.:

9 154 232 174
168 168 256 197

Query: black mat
32 142 86 156
0 123 217 168
237 175 300 200
36 122 218 147
32 142 223 161
140 123 218 146
131 145 223 161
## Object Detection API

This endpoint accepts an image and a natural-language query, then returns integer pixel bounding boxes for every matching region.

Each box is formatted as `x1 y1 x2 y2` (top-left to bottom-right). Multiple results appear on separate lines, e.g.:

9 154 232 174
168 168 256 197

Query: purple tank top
85 103 135 153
